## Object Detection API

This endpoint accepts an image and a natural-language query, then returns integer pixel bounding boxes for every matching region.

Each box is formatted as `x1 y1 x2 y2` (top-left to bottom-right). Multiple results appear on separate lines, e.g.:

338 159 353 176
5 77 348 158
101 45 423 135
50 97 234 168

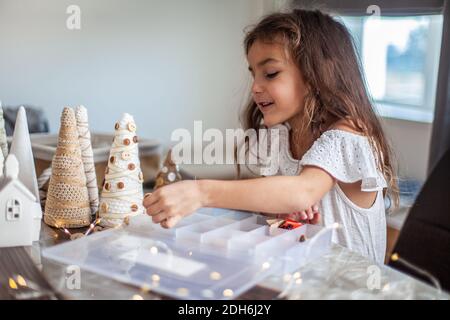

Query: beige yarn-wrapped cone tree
99 113 144 228
154 149 182 190
44 107 91 228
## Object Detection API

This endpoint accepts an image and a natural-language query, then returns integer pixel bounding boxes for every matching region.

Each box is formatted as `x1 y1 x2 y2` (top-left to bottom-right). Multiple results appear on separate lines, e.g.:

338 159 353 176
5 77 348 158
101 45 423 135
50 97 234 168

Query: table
29 221 448 300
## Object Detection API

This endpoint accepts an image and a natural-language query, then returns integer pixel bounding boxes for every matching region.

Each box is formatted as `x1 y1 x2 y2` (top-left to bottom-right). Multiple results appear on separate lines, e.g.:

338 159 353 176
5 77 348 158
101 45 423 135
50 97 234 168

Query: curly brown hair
240 9 399 208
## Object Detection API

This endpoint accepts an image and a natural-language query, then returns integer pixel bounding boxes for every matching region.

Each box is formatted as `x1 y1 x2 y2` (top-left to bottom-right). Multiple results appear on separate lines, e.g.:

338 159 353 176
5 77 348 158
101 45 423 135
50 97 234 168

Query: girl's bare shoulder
329 118 365 136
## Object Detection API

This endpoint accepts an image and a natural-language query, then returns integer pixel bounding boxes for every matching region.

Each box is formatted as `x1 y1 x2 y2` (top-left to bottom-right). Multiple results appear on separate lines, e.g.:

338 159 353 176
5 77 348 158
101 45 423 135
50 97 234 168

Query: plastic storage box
43 208 333 300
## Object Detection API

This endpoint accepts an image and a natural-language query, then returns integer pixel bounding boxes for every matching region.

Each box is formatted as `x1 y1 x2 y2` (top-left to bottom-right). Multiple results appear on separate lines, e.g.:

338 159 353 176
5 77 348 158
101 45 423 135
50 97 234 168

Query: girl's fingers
161 216 182 229
143 192 158 207
310 212 321 225
313 204 319 213
300 211 308 220
146 201 164 217
306 207 314 220
152 211 171 224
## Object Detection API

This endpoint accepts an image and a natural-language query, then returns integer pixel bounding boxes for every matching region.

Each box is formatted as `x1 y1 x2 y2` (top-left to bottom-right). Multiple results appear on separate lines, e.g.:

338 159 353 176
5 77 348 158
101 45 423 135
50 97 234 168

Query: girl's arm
144 166 335 227
200 166 334 213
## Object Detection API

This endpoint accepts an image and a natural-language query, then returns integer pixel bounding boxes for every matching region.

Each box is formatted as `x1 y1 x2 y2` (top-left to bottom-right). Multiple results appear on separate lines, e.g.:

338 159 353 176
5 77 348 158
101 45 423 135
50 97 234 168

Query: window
340 15 443 122
6 199 21 221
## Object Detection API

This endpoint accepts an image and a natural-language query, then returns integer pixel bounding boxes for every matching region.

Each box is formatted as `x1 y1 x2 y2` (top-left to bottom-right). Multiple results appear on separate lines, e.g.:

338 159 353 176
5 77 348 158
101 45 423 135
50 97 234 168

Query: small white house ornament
0 154 42 247
0 106 42 248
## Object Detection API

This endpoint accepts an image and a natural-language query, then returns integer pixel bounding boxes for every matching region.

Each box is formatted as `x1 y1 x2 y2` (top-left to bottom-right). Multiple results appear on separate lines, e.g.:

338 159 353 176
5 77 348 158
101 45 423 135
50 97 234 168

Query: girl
143 9 398 265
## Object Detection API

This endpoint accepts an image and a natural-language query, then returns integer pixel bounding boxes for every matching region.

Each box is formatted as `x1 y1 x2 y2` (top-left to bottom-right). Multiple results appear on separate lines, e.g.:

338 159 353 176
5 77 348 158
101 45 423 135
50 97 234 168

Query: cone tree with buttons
99 113 144 227
154 149 182 190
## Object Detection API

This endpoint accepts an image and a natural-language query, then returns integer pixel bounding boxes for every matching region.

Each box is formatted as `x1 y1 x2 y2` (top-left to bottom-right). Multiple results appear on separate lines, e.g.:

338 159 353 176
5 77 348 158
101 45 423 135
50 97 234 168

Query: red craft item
279 219 303 230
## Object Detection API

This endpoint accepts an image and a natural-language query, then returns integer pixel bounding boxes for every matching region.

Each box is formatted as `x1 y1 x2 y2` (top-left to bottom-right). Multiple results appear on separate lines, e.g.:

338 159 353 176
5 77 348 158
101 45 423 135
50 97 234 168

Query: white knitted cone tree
75 105 99 216
99 113 144 228
0 102 8 159
44 107 91 228
0 145 4 177
154 149 182 189
9 107 40 201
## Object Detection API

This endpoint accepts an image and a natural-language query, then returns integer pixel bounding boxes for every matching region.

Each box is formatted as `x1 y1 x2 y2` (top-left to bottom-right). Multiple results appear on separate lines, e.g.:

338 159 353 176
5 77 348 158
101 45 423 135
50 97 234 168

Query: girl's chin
262 117 284 128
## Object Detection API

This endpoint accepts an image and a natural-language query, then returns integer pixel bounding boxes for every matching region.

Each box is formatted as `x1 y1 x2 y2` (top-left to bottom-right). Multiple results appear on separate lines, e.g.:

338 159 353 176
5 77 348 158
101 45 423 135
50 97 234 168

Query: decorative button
127 123 136 132
168 172 176 182
114 122 120 130
128 163 136 170
110 156 115 164
133 136 138 143
70 233 84 241
104 183 111 191
122 152 131 160
155 177 164 187
117 182 125 189
101 202 109 212
123 138 131 146
131 204 139 212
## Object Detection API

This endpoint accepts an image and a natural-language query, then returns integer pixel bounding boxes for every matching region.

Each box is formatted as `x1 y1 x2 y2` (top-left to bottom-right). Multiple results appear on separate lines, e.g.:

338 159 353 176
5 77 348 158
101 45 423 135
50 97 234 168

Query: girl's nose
251 80 263 94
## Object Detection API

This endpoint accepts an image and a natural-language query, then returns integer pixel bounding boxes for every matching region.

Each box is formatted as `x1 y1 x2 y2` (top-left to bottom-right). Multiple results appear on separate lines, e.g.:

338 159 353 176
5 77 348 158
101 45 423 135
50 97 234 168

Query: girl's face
247 40 308 128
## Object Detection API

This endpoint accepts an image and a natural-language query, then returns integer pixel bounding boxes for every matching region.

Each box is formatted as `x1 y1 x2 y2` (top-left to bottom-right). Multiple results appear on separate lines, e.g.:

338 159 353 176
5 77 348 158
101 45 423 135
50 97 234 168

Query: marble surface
31 221 448 300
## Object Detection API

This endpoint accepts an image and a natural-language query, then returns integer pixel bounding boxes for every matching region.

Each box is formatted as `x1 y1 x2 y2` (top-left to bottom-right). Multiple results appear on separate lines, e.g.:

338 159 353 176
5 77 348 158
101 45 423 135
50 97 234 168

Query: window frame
339 14 444 123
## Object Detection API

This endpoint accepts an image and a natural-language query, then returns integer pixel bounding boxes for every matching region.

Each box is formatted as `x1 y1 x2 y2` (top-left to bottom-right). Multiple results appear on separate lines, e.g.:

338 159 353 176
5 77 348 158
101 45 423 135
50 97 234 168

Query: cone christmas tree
9 107 40 201
0 143 4 177
154 149 182 189
75 105 99 216
0 102 9 160
44 107 91 228
99 113 144 228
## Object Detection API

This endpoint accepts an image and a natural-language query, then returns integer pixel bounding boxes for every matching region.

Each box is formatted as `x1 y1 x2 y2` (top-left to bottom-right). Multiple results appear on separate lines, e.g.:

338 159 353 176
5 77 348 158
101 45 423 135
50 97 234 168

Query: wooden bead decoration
114 122 120 130
128 163 136 170
101 202 109 213
133 136 138 143
123 138 131 146
110 156 115 164
104 182 111 191
131 204 139 212
70 233 85 241
117 182 125 189
127 123 136 132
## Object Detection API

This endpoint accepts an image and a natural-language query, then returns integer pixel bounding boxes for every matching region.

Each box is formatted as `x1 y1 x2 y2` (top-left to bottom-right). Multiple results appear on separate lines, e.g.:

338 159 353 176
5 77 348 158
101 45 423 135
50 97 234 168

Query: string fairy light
277 223 339 299
84 218 102 236
390 252 442 296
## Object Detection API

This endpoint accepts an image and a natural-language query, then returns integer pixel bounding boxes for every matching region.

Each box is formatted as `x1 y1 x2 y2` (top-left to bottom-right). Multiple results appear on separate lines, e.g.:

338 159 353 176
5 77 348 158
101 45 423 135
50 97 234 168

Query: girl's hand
143 180 204 228
281 204 321 224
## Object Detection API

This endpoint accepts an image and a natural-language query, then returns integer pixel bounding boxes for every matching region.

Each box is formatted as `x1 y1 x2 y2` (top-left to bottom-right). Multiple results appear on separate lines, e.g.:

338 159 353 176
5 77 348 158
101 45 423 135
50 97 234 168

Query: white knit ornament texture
75 105 99 216
99 113 144 227
0 103 8 159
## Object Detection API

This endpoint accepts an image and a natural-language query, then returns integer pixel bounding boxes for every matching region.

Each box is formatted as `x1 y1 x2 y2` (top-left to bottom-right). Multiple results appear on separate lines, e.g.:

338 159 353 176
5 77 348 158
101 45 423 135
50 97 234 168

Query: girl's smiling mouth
257 101 274 112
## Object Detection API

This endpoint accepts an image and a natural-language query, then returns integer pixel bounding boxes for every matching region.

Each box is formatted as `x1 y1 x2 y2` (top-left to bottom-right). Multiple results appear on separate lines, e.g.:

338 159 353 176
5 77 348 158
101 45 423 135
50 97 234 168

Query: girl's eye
266 72 279 79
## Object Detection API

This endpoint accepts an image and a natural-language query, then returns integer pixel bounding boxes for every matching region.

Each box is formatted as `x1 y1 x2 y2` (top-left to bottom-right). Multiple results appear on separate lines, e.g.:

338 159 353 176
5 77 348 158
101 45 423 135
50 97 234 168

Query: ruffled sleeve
300 130 387 192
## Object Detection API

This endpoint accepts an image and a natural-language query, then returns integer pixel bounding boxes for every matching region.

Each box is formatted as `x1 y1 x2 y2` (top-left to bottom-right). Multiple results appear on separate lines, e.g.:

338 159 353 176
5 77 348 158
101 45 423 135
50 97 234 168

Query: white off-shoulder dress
265 124 388 265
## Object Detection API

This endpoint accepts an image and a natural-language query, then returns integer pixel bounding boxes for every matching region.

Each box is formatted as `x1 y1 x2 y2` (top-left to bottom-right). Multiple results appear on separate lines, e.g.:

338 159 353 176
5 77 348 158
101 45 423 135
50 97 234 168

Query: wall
381 118 432 181
0 0 433 181
0 0 265 146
